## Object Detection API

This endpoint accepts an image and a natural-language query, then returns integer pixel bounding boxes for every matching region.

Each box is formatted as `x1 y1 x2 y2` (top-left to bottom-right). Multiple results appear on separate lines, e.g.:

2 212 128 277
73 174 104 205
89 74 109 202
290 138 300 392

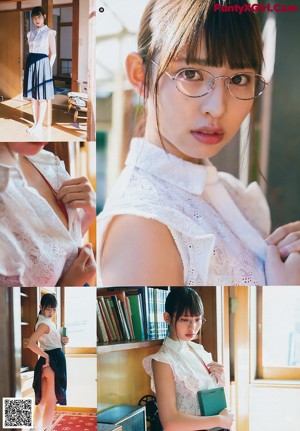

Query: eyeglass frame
176 316 207 326
151 60 268 100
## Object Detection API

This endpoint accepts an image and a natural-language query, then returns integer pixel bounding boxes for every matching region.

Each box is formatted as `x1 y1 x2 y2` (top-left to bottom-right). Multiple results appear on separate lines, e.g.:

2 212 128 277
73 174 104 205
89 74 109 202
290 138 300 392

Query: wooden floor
0 96 87 142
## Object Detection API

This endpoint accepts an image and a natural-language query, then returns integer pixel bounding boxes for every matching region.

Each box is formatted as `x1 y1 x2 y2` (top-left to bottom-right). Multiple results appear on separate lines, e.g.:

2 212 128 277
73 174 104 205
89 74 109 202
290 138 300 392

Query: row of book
97 287 170 343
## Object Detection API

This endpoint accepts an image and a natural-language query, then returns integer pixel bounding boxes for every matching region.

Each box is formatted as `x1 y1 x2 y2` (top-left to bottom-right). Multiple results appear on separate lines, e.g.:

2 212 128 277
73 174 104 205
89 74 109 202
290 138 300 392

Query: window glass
262 286 300 367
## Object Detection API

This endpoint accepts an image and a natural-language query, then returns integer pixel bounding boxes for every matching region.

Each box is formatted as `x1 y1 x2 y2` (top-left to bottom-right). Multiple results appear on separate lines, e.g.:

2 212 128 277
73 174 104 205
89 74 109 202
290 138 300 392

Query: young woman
143 288 233 431
97 0 300 286
23 7 56 133
27 293 67 431
0 143 96 287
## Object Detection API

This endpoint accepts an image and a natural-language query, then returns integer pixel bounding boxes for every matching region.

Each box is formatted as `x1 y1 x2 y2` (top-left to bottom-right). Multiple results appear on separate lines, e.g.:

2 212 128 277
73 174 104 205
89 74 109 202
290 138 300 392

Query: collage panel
0 142 97 288
96 0 300 287
96 286 300 431
0 0 96 142
0 286 97 431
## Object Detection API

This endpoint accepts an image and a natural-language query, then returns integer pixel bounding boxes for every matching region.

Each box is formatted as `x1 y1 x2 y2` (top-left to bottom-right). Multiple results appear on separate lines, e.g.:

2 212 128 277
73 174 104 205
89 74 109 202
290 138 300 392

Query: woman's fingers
57 176 96 215
266 245 300 285
266 221 300 245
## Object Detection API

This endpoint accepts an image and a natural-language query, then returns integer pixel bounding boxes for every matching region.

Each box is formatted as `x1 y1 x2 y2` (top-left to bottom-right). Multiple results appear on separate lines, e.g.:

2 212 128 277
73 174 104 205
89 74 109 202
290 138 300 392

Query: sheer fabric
143 337 220 416
97 138 271 285
27 25 56 55
35 314 62 351
0 150 82 287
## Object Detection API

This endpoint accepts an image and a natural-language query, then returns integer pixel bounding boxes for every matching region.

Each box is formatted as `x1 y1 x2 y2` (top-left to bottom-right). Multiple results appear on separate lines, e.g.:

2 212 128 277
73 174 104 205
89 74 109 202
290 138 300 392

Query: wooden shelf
97 339 163 354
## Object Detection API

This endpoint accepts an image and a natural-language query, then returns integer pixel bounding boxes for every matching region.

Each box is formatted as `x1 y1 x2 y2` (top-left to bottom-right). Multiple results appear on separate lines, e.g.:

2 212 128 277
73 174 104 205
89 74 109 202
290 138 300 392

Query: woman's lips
191 127 224 145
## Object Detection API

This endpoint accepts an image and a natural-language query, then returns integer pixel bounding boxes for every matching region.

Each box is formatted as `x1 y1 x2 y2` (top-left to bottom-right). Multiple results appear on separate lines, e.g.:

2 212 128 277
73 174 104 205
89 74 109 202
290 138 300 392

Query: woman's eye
179 69 203 81
230 74 251 86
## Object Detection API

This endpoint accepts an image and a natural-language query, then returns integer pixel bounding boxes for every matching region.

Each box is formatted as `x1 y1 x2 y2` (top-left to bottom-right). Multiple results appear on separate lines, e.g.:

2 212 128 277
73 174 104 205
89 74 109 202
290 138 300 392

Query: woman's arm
27 323 50 366
100 215 184 285
48 31 56 68
152 360 234 431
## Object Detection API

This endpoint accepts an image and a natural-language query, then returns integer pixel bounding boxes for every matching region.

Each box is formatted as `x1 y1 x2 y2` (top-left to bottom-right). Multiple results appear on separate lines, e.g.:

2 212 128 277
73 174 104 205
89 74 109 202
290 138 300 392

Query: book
128 294 145 341
198 386 227 430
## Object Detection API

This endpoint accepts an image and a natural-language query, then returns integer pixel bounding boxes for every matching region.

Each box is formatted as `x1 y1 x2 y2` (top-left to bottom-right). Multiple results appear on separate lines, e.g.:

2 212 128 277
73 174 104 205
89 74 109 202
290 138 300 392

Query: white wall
78 0 89 84
249 385 300 431
66 355 97 408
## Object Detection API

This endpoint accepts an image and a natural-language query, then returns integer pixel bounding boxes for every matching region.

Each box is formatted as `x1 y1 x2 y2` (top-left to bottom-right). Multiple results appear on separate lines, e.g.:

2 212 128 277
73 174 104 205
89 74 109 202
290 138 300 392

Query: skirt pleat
33 348 67 405
23 53 54 100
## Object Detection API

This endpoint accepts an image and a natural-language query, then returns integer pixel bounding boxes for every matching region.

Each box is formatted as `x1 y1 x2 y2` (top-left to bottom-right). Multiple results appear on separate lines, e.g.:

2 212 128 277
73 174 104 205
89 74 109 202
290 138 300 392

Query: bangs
188 6 263 71
41 293 57 309
146 0 263 76
175 290 204 318
31 7 45 17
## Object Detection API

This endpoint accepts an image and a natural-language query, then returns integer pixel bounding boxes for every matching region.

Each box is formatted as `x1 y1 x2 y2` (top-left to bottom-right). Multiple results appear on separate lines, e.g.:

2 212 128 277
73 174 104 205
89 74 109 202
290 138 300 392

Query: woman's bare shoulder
101 214 184 285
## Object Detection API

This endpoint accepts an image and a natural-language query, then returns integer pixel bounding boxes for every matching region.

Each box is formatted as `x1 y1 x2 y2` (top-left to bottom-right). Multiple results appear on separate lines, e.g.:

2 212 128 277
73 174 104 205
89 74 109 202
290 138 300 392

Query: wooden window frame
256 286 300 380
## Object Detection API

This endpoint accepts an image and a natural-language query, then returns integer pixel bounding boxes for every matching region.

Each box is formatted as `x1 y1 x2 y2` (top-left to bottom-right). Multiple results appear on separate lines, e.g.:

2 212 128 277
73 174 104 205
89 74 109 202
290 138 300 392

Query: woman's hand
57 176 96 216
42 354 50 368
57 176 96 235
265 246 300 285
61 336 69 345
266 221 300 260
207 362 225 386
218 408 234 430
58 243 96 287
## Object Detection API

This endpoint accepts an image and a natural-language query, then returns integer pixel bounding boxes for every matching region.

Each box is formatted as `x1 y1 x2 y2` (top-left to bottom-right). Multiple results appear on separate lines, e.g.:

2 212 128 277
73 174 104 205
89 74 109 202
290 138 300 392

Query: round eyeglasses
152 61 267 100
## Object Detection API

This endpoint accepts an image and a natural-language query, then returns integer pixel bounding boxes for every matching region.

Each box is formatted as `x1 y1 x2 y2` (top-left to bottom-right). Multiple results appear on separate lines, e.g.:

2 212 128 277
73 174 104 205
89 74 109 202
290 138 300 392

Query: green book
128 294 145 341
198 387 227 431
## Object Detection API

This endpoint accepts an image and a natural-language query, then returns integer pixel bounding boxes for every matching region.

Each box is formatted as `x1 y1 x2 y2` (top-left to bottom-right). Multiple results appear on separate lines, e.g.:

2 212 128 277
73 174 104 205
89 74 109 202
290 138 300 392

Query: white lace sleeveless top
97 138 271 286
35 314 62 351
143 337 218 416
27 25 56 55
0 149 83 287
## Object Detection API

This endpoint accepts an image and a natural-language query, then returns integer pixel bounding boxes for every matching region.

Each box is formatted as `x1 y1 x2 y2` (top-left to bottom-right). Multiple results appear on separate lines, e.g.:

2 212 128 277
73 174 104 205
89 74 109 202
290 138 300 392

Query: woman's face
41 306 57 319
144 46 254 162
166 312 203 341
7 143 46 156
32 14 46 28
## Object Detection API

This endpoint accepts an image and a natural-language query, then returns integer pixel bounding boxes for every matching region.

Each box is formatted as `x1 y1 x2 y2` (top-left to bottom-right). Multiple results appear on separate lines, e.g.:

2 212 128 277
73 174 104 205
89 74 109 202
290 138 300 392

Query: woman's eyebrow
173 57 209 66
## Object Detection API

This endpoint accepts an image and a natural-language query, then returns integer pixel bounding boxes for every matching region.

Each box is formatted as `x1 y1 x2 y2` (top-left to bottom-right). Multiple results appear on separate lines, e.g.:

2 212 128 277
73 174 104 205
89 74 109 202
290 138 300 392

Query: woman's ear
163 312 171 325
126 52 147 98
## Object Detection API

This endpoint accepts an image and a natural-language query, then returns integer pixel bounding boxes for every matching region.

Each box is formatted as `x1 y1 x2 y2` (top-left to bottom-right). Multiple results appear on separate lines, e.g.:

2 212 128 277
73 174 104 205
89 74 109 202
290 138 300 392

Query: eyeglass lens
175 69 265 100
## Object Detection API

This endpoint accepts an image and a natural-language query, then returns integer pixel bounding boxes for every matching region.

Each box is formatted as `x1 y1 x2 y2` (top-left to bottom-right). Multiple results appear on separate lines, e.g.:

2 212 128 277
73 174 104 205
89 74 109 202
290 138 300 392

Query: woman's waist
27 52 49 59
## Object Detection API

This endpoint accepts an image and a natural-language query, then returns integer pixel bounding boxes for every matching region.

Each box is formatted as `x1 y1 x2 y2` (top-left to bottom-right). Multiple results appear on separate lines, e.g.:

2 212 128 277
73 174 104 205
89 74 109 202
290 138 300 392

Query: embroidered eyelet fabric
0 150 82 287
97 138 271 286
28 25 56 55
143 337 219 416
35 314 62 351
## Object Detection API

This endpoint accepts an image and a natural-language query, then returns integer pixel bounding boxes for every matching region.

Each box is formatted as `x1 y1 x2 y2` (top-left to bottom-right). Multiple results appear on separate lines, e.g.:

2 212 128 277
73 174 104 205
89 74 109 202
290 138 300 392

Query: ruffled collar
33 24 49 34
0 149 62 192
37 314 53 324
163 336 203 353
125 138 219 195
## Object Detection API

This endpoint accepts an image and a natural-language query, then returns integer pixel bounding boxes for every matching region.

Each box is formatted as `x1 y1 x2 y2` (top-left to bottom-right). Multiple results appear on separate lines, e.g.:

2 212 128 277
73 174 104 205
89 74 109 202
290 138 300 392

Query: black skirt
33 348 67 405
23 53 54 100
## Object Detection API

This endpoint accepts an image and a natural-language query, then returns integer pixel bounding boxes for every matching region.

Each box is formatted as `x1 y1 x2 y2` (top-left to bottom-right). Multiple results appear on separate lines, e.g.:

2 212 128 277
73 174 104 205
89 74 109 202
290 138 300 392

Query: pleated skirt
33 348 67 405
23 53 54 100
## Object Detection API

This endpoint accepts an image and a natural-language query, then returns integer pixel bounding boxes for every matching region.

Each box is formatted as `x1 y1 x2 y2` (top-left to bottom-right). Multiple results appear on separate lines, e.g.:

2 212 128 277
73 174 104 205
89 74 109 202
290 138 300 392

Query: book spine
96 300 108 343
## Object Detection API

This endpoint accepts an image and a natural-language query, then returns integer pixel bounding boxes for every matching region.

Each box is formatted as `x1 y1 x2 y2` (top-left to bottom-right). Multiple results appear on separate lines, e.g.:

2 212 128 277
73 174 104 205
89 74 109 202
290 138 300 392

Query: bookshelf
97 287 168 414
97 287 220 416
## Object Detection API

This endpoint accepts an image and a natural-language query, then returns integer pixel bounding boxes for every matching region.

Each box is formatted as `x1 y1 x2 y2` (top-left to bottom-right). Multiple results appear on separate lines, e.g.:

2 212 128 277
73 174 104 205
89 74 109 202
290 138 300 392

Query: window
257 286 300 379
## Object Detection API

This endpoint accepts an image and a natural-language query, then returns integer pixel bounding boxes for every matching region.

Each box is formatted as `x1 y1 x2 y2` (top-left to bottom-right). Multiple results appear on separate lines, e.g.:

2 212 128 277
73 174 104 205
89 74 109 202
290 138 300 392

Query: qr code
2 398 33 429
